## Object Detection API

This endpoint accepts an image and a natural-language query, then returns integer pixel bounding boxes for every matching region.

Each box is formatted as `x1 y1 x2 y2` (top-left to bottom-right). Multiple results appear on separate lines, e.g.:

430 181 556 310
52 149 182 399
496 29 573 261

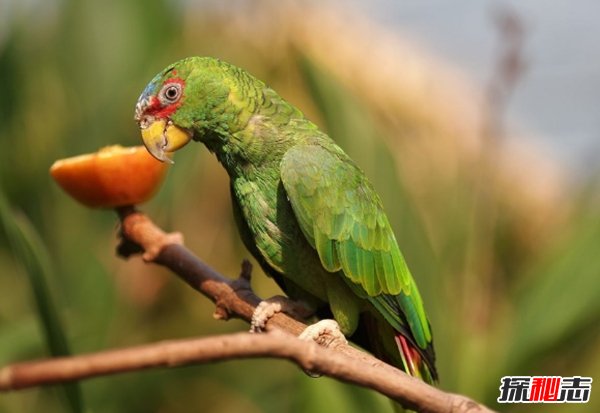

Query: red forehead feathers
144 77 186 119
165 77 185 88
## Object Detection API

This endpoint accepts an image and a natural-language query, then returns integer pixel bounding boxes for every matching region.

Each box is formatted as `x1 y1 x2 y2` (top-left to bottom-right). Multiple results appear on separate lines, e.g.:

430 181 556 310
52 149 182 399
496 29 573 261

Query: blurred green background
0 1 598 412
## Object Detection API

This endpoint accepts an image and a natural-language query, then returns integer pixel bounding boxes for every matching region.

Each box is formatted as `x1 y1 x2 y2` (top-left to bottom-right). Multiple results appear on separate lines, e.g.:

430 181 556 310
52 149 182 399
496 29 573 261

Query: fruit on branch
50 145 168 208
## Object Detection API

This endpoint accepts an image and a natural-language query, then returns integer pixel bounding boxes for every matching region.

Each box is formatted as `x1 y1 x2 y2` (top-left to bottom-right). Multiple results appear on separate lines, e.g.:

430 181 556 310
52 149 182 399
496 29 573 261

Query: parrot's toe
250 296 285 332
298 319 348 348
250 296 313 333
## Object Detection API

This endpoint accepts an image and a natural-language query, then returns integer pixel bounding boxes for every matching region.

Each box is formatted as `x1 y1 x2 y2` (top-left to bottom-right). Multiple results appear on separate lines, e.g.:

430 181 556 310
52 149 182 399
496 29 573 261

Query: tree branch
0 331 488 413
0 206 495 413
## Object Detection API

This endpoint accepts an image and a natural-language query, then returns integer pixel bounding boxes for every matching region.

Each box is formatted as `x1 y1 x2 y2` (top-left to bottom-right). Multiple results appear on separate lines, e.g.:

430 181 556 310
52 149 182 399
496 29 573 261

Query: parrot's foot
142 231 184 262
298 319 348 378
298 319 348 348
250 296 313 333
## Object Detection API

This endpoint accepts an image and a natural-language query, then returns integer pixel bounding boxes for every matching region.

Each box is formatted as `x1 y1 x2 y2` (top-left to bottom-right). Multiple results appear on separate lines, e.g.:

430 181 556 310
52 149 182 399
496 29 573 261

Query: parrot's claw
250 296 313 333
298 319 348 348
142 231 184 262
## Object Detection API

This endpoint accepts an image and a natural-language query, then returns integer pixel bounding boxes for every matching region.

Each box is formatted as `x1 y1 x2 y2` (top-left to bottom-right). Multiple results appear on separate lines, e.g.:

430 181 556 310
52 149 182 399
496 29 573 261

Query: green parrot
135 56 437 384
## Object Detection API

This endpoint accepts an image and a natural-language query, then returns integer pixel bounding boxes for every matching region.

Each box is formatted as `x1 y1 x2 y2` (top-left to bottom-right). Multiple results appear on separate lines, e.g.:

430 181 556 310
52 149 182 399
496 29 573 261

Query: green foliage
0 1 598 413
0 193 82 413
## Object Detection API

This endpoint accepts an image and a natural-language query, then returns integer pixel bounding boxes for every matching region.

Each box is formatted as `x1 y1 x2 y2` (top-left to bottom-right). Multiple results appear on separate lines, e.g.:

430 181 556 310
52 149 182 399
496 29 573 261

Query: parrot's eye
159 83 182 104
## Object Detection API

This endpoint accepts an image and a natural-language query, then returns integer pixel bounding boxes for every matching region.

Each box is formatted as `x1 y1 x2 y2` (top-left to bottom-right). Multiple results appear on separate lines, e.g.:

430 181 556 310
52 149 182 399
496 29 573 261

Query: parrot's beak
140 119 192 164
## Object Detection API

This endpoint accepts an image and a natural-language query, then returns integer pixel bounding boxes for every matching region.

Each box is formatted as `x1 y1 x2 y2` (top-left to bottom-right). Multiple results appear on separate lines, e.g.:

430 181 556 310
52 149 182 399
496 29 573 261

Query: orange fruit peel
50 145 169 208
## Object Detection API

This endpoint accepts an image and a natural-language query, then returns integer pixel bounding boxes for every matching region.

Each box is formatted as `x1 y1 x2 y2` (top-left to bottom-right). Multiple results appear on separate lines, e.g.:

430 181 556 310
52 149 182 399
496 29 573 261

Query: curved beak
140 119 192 164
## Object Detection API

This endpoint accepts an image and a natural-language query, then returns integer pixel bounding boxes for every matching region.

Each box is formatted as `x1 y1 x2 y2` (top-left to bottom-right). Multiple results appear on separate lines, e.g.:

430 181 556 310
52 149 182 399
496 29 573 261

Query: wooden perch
0 206 495 413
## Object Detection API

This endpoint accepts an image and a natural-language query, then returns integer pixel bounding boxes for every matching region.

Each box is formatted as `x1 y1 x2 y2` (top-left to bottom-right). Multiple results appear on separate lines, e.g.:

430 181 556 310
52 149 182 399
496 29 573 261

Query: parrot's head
134 57 231 163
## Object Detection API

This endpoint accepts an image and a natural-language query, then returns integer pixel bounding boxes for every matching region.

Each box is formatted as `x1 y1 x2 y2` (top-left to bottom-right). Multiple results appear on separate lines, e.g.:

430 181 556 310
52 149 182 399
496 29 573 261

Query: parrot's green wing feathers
280 144 432 349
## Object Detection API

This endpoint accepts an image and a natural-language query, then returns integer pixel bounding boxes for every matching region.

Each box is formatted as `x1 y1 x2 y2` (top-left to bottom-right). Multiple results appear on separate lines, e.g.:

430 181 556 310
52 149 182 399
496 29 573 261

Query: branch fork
0 206 495 413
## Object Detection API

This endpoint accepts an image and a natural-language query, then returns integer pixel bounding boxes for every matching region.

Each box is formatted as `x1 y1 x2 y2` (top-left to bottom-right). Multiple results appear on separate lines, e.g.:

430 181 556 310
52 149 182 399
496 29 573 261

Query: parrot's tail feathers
395 334 417 377
395 333 437 384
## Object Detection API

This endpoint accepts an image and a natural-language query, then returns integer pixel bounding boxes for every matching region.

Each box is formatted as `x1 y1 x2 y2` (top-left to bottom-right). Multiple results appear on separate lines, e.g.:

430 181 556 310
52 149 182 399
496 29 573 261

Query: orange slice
50 145 169 208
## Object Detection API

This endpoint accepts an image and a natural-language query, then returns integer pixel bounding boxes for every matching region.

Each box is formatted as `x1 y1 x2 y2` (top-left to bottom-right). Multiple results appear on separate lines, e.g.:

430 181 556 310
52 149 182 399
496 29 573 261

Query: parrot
134 56 437 385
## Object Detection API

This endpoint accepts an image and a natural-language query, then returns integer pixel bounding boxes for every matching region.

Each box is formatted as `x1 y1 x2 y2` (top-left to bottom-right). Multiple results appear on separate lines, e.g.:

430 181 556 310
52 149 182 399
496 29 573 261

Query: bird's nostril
138 115 153 129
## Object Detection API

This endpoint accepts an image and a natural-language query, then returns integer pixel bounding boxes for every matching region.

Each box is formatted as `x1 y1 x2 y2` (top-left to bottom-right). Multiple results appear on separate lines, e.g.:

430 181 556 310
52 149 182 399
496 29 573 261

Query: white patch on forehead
134 98 148 122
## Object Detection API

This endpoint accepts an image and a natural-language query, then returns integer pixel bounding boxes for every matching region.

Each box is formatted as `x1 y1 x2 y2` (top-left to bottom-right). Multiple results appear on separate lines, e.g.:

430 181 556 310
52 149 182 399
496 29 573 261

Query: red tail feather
395 334 428 382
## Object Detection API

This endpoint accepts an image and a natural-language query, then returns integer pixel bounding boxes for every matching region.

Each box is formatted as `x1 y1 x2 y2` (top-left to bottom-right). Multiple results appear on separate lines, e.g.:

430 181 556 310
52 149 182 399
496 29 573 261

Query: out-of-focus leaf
0 318 40 365
509 208 600 370
0 192 83 413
